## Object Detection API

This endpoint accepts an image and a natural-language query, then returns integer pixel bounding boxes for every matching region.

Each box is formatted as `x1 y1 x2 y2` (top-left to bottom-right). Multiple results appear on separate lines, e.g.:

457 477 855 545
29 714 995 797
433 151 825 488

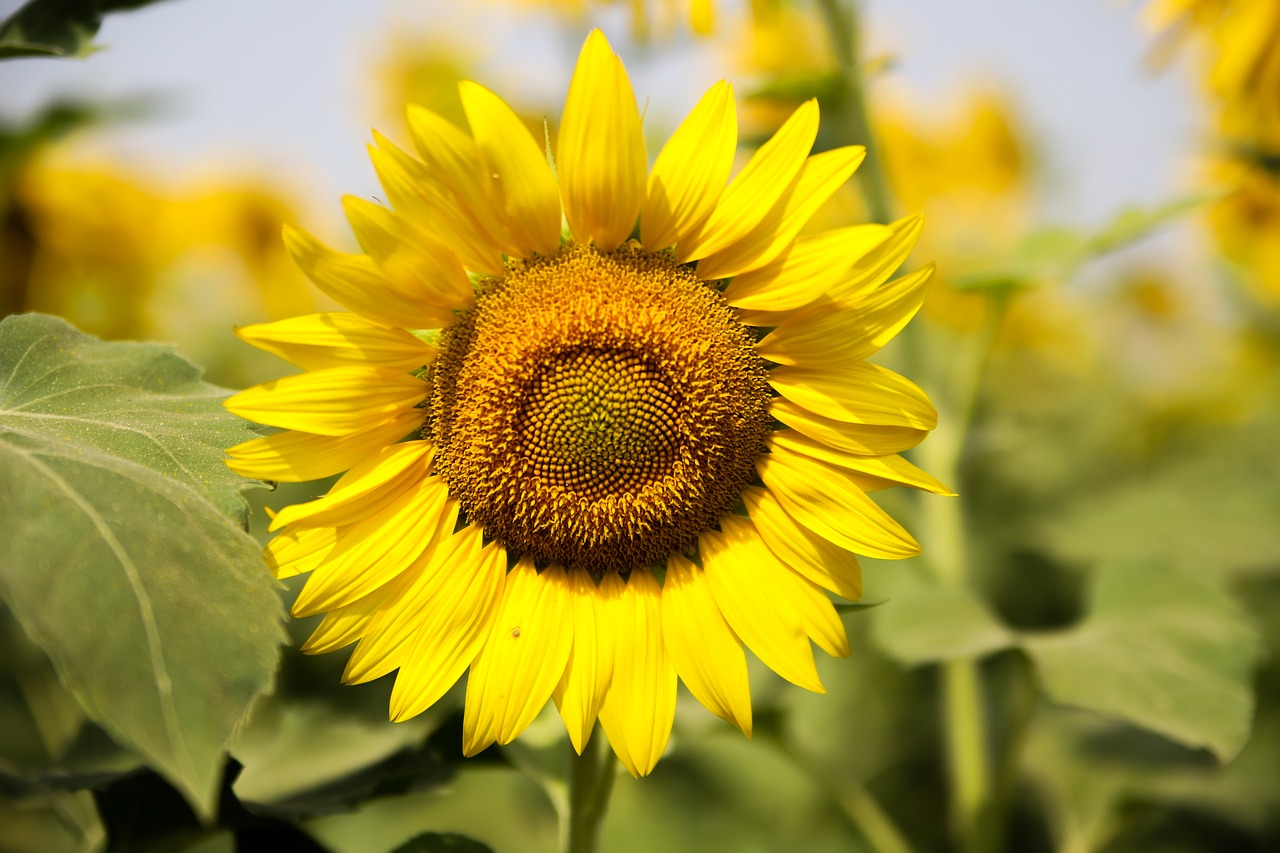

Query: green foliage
1039 453 1280 578
1023 562 1260 761
389 832 496 853
0 0 169 59
871 583 1015 665
952 193 1219 292
0 314 285 820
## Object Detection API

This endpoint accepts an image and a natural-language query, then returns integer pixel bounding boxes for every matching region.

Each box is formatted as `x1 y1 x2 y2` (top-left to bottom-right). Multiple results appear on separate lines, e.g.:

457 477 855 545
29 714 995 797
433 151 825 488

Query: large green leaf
0 0 169 60
230 700 442 814
0 313 284 819
1038 456 1280 578
870 583 1016 666
1022 562 1260 761
0 313 260 524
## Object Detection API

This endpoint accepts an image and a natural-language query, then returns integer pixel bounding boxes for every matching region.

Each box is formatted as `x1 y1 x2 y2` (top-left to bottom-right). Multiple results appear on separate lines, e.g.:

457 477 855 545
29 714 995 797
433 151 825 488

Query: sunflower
1145 0 1280 136
225 30 947 778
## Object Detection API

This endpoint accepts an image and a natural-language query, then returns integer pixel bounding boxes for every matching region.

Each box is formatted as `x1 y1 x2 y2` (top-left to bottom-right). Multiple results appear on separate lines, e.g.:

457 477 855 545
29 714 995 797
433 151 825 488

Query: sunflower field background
2 1 1279 851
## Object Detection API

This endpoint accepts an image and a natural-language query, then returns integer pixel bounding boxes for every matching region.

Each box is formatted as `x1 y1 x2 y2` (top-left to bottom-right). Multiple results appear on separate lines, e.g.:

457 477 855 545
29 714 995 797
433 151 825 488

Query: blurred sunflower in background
1145 0 1280 135
500 0 720 38
1145 0 1280 303
225 29 945 777
0 159 315 384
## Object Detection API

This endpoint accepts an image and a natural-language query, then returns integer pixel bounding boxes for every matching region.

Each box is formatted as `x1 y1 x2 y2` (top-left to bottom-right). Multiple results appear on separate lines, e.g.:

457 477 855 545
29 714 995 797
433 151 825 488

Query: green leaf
0 0 169 60
388 832 495 853
0 314 285 820
952 193 1217 292
1038 456 1280 578
0 313 261 524
870 585 1016 666
231 701 441 812
833 599 885 614
1022 562 1260 761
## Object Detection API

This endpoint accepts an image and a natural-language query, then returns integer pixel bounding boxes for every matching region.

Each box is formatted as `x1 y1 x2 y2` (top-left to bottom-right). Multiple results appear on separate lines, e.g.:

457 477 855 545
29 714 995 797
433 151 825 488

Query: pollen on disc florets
428 242 771 575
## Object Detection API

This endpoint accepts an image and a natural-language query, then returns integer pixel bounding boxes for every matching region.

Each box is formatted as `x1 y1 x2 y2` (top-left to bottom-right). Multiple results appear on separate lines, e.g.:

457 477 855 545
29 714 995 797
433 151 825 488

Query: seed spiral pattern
428 243 771 574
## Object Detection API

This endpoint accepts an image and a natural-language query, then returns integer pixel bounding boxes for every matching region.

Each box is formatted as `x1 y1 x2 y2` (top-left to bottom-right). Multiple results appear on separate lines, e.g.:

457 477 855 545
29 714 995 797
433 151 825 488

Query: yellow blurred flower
493 0 724 39
720 1 836 137
1146 0 1280 138
1208 151 1280 302
1144 0 1280 302
365 25 556 159
874 90 1037 332
370 33 477 135
2 155 314 371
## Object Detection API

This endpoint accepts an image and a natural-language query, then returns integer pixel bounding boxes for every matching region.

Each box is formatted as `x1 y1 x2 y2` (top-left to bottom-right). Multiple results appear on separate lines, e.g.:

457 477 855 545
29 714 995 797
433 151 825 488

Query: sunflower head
226 29 946 778
428 243 772 575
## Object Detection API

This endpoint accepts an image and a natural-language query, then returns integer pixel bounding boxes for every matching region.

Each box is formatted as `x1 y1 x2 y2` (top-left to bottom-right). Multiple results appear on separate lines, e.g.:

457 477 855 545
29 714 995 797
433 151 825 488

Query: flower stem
817 0 895 225
775 734 915 853
833 781 917 853
561 730 616 853
817 1 1007 847
915 298 1008 851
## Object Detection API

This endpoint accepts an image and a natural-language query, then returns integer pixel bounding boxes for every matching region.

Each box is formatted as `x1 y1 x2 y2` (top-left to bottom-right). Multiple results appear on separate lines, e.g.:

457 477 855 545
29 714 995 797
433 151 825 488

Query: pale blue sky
0 0 1198 229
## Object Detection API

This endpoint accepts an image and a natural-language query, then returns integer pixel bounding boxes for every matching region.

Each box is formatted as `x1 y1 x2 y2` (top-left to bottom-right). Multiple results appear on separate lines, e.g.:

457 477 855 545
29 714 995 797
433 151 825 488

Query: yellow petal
757 447 920 560
405 108 518 260
281 224 450 330
758 264 936 366
699 518 824 692
723 516 848 657
226 407 423 483
341 518 474 685
463 561 575 755
302 589 386 655
661 553 752 736
225 366 426 437
598 570 676 778
369 132 506 276
723 224 887 312
263 525 337 580
553 569 616 753
771 399 930 455
343 196 476 310
290 476 452 618
768 363 938 429
742 485 862 601
676 99 819 263
235 313 435 372
268 440 434 531
826 213 925 304
559 30 646 251
769 431 954 496
459 81 562 258
641 81 737 251
695 146 866 281
389 538 508 721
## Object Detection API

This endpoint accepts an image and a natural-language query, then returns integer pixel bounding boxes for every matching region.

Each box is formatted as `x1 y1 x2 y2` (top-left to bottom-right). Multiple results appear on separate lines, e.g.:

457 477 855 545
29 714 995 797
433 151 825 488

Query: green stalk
561 730 617 853
817 0 894 225
914 299 1008 851
776 735 915 853
833 781 917 853
820 1 1012 846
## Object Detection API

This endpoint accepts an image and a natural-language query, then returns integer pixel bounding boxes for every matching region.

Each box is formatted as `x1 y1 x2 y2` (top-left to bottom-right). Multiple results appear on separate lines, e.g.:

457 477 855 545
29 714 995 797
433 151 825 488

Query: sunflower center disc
429 243 771 574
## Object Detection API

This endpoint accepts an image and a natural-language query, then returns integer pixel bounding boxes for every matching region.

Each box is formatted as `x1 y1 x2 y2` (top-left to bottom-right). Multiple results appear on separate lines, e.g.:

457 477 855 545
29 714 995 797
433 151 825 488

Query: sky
0 0 1199 229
